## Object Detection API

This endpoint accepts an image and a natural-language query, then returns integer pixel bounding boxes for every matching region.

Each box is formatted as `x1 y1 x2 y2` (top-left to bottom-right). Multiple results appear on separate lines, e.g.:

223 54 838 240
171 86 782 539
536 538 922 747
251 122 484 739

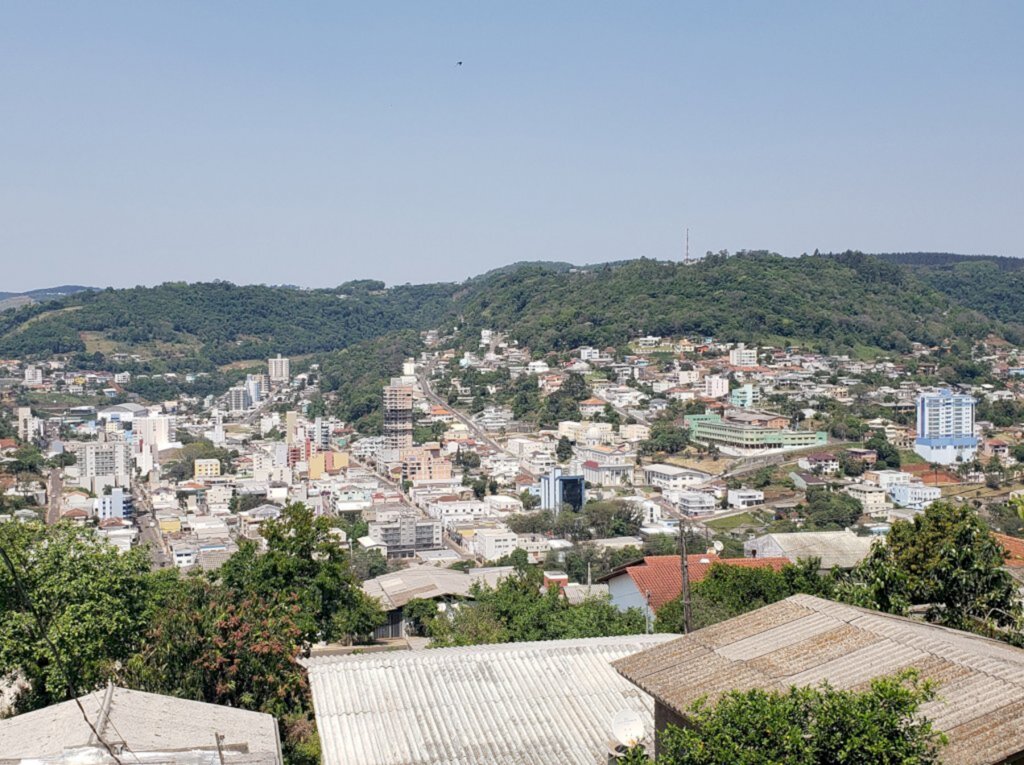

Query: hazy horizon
2 2 1022 292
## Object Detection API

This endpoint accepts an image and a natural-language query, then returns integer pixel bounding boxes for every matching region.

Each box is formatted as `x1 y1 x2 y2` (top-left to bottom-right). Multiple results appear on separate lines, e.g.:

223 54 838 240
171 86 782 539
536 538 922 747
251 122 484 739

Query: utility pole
679 520 692 634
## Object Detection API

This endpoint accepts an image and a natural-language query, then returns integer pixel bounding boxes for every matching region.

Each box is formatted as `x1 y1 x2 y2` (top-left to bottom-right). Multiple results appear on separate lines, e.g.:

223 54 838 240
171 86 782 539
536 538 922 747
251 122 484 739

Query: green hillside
447 252 1003 353
3 251 1022 366
0 280 456 362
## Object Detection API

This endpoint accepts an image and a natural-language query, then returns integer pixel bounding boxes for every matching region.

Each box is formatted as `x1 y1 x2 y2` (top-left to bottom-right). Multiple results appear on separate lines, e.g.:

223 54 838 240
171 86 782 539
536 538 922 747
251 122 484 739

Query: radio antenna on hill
684 227 691 264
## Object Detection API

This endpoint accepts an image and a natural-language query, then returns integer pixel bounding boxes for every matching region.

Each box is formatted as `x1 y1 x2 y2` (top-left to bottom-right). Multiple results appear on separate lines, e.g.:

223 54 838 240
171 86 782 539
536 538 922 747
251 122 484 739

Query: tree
119 575 319 764
556 436 574 463
628 671 945 764
865 431 901 469
839 502 1021 633
218 503 384 644
802 488 863 529
655 560 833 633
427 572 644 647
0 522 151 711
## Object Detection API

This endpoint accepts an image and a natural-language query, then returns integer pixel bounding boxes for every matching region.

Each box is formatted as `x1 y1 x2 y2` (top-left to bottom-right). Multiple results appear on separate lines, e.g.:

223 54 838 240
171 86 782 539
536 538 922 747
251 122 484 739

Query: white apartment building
914 389 978 465
642 464 711 491
268 354 291 385
671 490 718 516
888 483 941 511
843 484 890 518
703 375 729 399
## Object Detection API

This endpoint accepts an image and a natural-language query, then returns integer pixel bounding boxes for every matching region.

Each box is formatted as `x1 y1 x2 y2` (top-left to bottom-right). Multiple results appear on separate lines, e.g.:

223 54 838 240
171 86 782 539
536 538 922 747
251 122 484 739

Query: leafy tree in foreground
218 503 384 644
425 571 645 646
654 559 833 633
838 502 1021 634
625 670 945 764
0 522 151 711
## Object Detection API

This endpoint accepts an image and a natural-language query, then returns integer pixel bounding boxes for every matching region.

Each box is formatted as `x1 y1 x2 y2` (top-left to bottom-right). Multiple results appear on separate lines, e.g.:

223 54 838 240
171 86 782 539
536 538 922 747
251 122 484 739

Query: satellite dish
713 540 725 552
611 709 646 747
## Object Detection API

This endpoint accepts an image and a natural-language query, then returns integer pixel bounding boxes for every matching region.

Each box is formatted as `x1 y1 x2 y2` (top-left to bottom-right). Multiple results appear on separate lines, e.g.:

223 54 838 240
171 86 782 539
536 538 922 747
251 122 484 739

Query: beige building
193 458 222 479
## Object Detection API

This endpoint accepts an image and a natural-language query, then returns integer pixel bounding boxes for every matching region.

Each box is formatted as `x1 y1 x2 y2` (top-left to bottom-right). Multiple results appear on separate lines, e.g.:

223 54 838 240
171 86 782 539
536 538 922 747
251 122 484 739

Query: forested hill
2 251 1023 363
866 252 1024 327
0 280 458 363
449 252 1002 353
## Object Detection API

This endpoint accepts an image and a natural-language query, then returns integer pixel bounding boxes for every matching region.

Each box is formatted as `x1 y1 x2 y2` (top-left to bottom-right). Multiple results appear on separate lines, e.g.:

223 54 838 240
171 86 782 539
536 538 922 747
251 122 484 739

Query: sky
1 2 1022 291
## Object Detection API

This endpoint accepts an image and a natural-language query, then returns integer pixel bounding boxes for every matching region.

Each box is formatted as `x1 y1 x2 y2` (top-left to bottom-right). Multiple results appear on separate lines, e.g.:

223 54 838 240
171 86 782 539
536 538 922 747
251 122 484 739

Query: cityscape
2 3 1024 765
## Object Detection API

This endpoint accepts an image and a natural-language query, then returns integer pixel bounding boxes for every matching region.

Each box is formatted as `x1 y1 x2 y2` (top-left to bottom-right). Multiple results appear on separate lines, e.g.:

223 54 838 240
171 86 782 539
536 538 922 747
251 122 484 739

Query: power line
0 544 126 765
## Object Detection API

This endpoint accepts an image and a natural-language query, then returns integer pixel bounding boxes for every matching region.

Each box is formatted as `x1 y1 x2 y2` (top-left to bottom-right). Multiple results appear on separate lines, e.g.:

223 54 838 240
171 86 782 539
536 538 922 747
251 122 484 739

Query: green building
685 413 827 450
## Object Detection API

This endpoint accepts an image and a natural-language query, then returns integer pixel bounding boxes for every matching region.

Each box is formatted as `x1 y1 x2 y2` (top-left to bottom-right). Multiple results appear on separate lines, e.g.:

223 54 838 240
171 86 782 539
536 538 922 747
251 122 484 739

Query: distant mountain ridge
0 285 98 301
1 252 1023 362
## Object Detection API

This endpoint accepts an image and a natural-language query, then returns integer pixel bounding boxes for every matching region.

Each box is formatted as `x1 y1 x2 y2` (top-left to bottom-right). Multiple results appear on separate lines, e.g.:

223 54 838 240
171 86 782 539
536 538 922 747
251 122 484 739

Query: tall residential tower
914 389 978 465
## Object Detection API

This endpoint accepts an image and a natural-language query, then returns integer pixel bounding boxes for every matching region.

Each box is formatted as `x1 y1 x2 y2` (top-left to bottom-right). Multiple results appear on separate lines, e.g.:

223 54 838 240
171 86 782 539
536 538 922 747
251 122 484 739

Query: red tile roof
994 532 1024 567
618 554 791 610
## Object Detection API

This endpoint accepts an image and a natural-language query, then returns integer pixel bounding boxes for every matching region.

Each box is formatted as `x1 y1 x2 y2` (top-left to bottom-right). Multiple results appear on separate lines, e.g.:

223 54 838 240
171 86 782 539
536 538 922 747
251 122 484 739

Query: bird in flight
456 61 463 66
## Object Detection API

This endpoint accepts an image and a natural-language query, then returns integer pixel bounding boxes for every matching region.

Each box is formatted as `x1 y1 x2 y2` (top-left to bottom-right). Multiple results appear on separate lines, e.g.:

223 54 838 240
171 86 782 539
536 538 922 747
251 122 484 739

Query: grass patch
899 449 926 465
705 512 759 532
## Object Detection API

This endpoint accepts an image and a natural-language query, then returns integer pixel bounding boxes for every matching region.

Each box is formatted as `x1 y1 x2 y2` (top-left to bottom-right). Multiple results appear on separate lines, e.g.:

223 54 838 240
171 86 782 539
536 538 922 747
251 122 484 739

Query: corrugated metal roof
614 595 1024 764
362 565 514 610
0 686 282 763
305 634 677 765
757 531 876 569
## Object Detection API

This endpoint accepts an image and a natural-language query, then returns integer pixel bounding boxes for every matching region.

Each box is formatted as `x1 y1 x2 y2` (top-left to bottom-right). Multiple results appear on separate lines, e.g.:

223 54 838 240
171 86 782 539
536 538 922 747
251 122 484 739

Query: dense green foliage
318 330 425 433
448 252 998 353
421 569 645 646
0 522 152 711
506 500 641 540
838 502 1021 633
6 252 1024 369
0 280 455 361
627 670 945 764
0 506 382 764
655 559 832 633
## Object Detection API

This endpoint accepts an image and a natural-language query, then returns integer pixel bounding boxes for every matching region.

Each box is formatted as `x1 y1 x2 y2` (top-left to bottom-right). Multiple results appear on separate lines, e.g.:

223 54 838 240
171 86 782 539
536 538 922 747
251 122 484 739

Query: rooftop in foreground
614 594 1024 765
304 634 676 765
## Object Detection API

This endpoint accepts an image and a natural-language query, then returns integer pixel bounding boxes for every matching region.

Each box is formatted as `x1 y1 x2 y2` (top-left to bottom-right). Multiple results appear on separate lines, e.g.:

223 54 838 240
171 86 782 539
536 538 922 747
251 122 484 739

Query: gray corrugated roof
0 686 282 763
305 634 677 765
614 595 1024 765
757 531 875 569
361 565 514 610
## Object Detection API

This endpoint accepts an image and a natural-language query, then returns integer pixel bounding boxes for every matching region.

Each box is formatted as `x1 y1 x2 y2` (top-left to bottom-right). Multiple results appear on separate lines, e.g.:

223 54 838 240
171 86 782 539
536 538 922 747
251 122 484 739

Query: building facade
914 389 978 465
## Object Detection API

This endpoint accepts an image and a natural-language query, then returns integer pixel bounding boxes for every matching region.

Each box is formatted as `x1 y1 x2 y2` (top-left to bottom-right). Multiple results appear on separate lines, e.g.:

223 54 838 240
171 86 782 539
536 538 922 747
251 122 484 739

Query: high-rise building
540 467 586 513
227 386 251 412
23 366 44 387
381 378 414 461
16 407 35 442
914 389 978 465
64 439 132 492
268 354 291 385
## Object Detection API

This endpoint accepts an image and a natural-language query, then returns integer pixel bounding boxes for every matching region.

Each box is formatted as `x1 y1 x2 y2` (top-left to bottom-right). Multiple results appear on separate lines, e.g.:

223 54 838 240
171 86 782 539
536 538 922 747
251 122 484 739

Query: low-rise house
669 489 718 516
744 529 875 570
614 595 1024 765
727 488 764 509
362 564 513 639
600 553 790 625
797 452 839 475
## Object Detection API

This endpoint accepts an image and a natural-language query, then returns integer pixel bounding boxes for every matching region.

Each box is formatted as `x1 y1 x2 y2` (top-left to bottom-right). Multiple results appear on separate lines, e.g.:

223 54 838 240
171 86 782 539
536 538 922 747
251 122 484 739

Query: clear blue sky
1 2 1021 290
